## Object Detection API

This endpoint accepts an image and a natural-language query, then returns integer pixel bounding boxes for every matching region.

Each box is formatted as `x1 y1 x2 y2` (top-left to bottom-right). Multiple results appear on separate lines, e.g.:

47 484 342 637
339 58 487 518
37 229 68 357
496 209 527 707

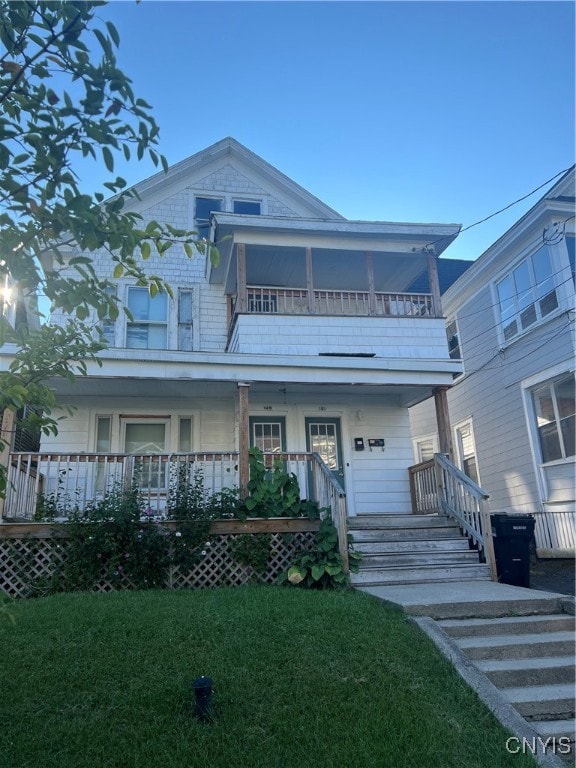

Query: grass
0 587 537 768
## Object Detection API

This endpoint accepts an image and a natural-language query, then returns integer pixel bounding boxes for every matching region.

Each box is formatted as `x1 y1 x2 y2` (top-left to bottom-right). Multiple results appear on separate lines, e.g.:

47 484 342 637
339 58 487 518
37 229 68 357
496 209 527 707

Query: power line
419 165 575 253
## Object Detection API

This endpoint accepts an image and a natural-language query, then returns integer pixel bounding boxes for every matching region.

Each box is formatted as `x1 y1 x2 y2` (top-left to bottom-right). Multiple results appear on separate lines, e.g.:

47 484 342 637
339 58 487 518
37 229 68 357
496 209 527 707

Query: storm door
305 417 345 490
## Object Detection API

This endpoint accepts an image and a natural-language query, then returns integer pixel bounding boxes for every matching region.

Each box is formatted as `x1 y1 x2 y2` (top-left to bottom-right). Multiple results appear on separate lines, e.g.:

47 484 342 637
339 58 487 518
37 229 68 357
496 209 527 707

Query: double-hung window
532 374 575 463
195 197 222 240
496 246 559 342
126 287 168 349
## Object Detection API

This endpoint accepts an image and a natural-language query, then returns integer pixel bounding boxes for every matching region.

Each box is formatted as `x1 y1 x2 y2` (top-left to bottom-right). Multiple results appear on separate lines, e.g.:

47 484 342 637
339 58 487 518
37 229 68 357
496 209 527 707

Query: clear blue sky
88 0 575 261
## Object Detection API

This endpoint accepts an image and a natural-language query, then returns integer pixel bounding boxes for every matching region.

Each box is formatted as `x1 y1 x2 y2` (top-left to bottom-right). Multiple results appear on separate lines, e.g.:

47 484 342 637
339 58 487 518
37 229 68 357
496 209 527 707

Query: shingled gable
124 136 345 220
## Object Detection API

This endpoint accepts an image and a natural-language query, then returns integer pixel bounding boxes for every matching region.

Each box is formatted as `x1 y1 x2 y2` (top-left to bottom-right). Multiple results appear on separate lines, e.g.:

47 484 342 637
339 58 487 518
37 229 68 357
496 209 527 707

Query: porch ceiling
45 376 439 408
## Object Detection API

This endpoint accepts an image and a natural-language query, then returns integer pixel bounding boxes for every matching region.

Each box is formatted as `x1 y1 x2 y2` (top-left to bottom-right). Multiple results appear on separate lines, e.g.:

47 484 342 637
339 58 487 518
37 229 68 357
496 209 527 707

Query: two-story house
410 166 575 557
2 137 467 534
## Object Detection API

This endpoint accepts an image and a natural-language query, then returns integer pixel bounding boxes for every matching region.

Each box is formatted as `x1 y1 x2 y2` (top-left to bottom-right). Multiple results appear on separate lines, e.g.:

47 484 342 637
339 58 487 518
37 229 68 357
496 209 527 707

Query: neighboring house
1 137 465 524
410 166 576 557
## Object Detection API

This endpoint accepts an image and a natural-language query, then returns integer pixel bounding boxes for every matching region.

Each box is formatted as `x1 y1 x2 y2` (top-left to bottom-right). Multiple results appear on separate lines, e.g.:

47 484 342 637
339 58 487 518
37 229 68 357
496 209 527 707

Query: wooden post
0 408 16 520
236 243 247 314
427 253 442 317
366 251 376 316
237 382 251 499
305 247 315 314
480 497 498 581
433 386 454 460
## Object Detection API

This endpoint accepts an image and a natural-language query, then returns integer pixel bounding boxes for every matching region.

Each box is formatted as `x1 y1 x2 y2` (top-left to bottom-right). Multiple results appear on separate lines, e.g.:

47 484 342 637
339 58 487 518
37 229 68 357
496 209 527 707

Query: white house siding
229 315 451 359
40 393 415 517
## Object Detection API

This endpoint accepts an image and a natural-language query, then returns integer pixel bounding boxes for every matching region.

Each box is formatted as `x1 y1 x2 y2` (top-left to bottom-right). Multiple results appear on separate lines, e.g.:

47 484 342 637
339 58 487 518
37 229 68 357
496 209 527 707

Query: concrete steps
349 514 490 587
437 613 576 759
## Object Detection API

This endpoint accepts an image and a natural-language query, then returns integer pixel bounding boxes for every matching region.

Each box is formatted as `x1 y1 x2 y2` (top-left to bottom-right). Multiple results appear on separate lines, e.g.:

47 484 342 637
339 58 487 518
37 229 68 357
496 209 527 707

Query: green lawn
0 587 535 768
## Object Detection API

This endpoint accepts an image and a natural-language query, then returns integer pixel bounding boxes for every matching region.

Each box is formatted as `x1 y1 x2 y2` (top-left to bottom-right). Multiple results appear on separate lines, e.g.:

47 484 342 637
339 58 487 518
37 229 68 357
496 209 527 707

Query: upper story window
446 319 461 359
126 287 168 349
178 289 193 351
101 286 117 346
195 197 222 239
496 246 559 342
532 373 575 463
567 235 575 286
233 199 261 215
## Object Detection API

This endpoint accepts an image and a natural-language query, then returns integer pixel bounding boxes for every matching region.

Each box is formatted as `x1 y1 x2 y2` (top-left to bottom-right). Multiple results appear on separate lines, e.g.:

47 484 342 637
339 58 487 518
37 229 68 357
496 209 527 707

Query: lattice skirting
0 532 317 598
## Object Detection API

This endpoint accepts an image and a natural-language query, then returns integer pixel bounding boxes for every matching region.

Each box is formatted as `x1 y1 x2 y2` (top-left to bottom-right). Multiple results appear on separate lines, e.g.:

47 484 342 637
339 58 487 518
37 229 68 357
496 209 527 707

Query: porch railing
236 286 436 320
3 451 349 569
409 453 497 580
533 507 576 555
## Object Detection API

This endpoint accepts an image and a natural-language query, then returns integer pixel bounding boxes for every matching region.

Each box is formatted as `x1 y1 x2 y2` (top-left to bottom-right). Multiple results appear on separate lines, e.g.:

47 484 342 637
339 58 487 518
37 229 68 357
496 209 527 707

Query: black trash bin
491 513 536 588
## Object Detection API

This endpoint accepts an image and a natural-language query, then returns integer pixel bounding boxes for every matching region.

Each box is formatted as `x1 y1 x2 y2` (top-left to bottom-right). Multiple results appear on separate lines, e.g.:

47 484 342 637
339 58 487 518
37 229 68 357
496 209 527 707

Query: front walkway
359 581 575 768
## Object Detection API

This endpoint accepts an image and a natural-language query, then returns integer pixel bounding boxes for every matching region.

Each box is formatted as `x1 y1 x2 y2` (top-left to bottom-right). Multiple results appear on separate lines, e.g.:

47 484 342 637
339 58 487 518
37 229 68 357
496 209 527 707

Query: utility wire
420 165 575 253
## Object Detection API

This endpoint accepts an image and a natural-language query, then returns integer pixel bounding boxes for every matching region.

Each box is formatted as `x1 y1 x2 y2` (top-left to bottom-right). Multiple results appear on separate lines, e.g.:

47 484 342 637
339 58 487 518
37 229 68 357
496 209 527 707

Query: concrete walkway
358 581 575 768
359 580 574 620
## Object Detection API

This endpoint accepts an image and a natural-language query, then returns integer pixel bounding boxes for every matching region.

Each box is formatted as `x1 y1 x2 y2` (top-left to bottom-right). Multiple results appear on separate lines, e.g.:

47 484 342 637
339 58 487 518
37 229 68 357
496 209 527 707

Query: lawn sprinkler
192 675 213 723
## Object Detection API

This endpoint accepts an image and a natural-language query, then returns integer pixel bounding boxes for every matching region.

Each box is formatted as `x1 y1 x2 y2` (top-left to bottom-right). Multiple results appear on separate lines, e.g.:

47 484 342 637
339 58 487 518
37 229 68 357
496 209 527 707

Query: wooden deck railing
235 286 436 319
409 453 497 580
3 450 350 571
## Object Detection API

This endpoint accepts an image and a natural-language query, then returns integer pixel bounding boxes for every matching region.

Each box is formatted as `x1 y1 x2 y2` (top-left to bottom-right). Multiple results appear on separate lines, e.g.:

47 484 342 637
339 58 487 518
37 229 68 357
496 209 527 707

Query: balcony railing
234 286 436 320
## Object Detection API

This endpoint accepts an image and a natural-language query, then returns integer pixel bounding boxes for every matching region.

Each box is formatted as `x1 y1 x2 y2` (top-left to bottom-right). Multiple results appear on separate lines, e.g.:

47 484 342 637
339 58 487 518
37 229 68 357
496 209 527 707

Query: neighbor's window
532 374 575 463
496 246 559 342
195 197 222 239
126 287 168 349
446 319 461 360
233 199 261 216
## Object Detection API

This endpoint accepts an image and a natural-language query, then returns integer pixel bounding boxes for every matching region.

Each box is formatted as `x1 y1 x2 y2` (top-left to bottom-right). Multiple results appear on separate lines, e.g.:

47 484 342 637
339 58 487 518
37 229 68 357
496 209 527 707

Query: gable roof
131 137 345 220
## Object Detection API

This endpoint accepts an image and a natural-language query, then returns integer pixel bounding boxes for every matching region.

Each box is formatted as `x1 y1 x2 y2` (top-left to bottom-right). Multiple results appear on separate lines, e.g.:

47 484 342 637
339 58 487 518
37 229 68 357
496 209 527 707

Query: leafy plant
237 448 322 520
281 519 362 590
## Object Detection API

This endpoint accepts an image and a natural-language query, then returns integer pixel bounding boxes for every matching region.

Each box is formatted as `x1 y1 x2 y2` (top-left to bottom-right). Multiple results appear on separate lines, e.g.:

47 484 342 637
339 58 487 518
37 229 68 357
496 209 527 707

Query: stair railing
311 453 348 572
433 453 497 581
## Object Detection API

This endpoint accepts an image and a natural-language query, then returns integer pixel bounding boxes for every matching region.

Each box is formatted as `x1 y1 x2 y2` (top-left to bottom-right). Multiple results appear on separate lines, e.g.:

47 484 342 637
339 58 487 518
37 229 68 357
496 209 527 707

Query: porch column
366 251 376 315
305 247 315 313
236 243 247 314
433 386 454 460
237 382 251 498
427 253 442 317
0 408 16 520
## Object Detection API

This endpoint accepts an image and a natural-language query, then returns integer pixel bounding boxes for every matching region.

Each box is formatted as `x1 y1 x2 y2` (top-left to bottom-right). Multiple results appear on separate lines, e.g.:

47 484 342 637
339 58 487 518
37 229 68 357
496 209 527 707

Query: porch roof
209 213 461 287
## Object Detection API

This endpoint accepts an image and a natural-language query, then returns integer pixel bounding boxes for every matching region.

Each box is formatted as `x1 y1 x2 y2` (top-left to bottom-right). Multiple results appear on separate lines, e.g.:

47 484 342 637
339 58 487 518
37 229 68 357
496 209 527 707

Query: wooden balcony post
0 408 16 519
305 247 315 313
237 382 251 498
236 243 247 313
433 386 454 460
427 253 442 317
366 251 376 316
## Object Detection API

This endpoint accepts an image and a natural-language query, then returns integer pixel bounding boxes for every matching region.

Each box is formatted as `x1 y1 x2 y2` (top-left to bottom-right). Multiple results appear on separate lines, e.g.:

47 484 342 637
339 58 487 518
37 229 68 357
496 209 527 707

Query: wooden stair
349 514 491 587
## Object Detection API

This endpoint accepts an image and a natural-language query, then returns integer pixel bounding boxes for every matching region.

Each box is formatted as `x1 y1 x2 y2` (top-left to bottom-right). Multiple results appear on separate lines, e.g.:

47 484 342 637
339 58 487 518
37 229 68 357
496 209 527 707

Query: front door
305 417 345 490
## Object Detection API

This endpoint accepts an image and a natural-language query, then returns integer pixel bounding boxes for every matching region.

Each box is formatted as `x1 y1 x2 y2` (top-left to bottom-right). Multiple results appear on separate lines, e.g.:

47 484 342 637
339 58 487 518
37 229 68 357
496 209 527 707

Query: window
496 246 559 341
233 199 261 216
250 417 286 453
178 417 192 452
195 197 222 239
454 420 479 485
178 289 193 351
123 419 168 490
446 319 461 359
532 374 575 463
567 235 575 286
126 287 168 349
101 286 116 346
414 437 437 463
95 416 112 491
